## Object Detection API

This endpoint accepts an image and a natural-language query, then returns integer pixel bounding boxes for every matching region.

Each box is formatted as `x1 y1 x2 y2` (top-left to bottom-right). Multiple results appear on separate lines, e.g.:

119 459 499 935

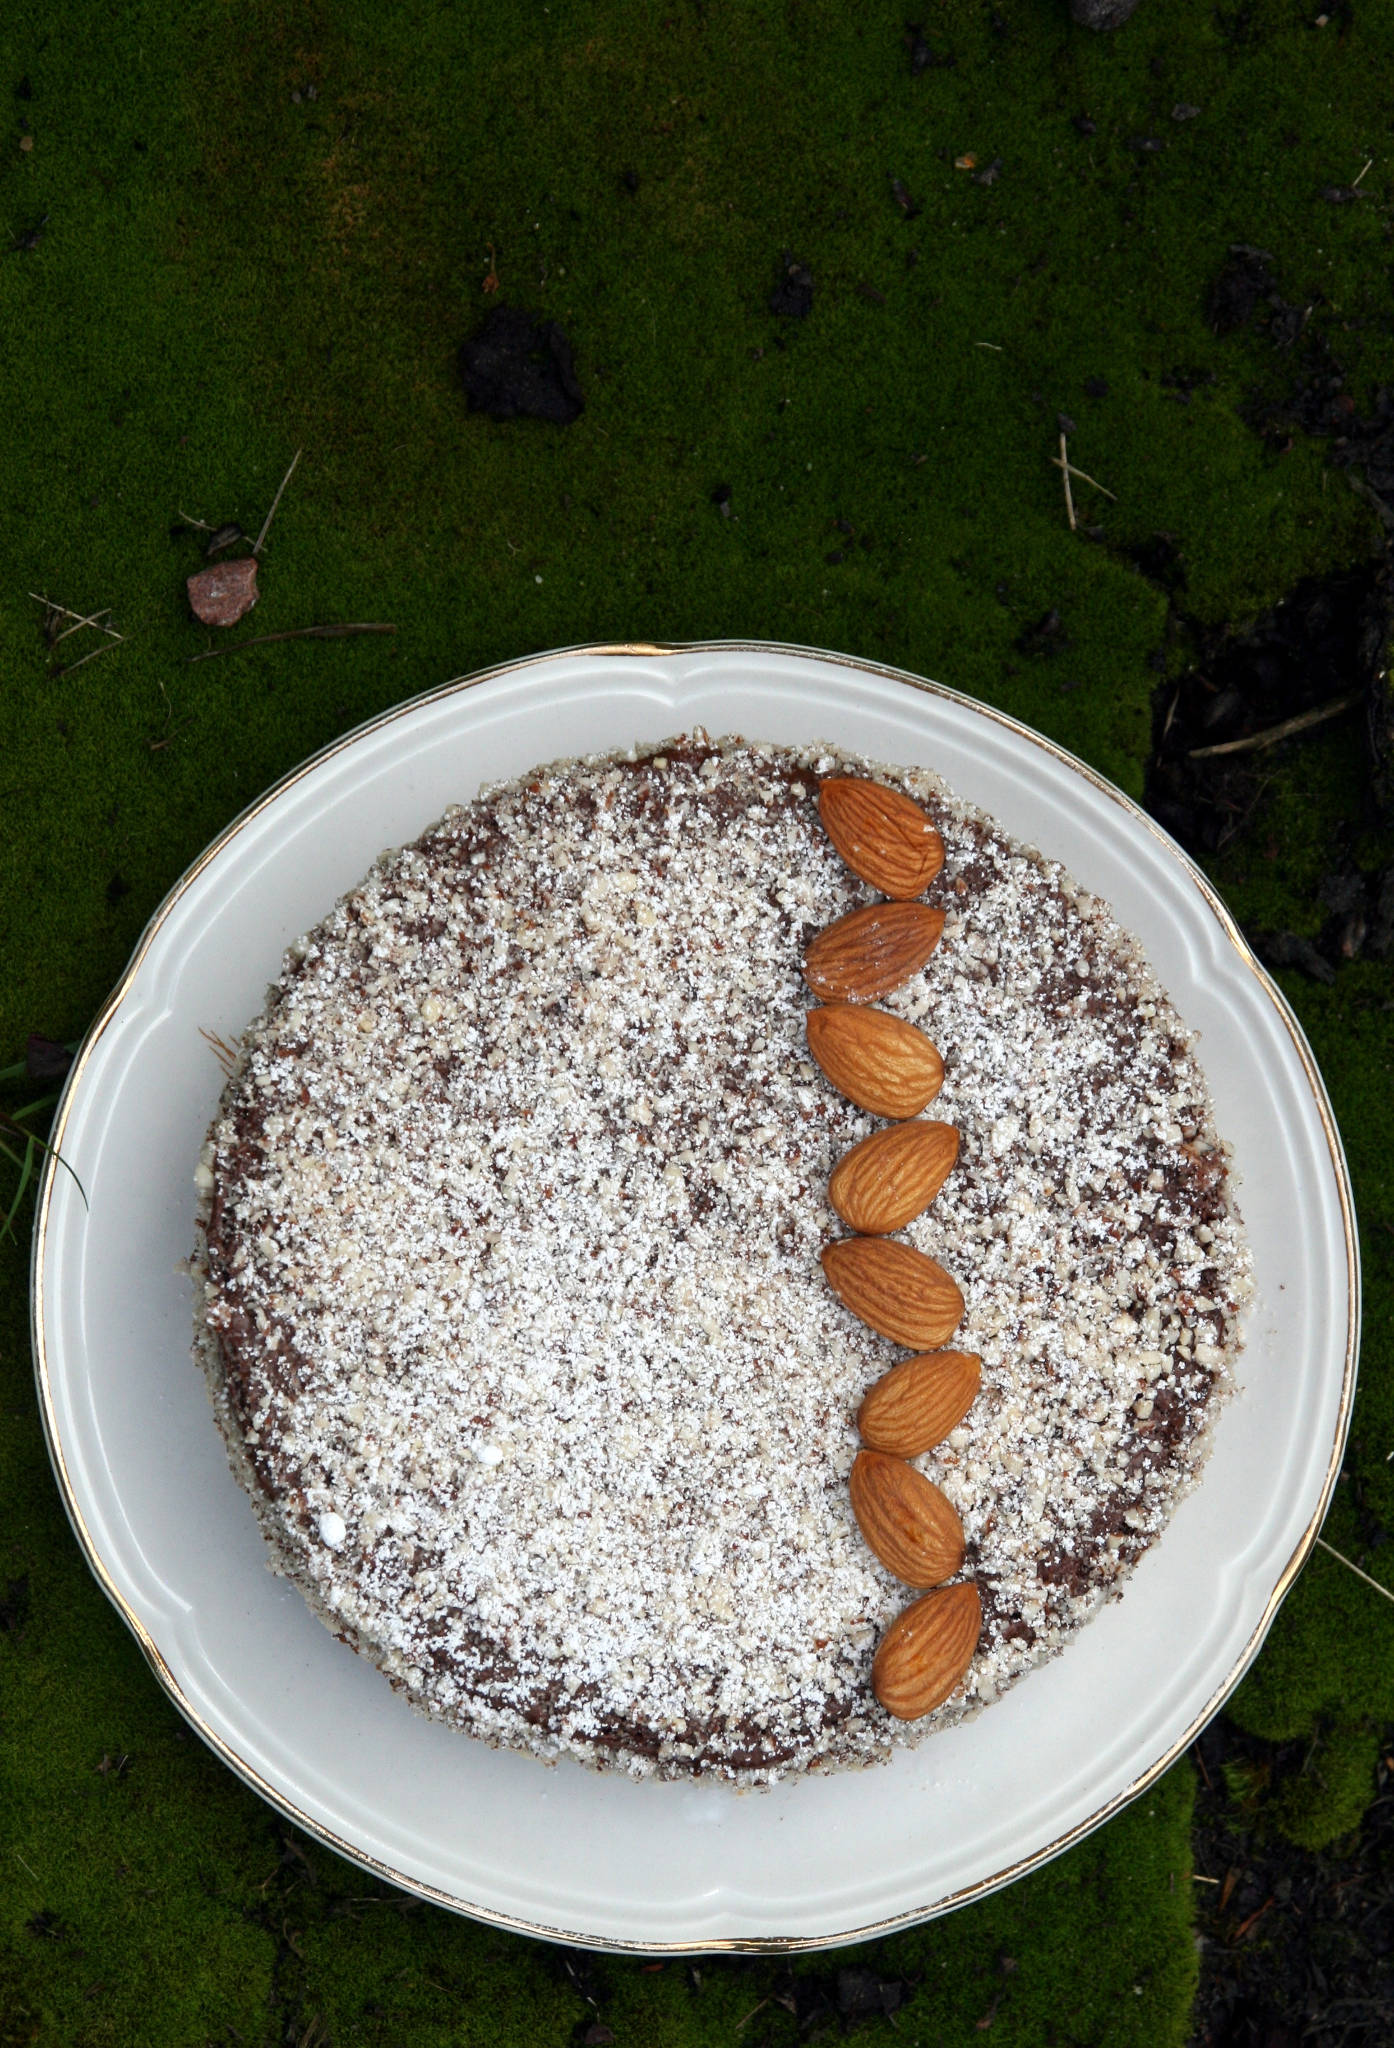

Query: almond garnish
872 1582 982 1719
820 1236 964 1349
818 778 945 898
858 1351 981 1457
828 1120 959 1234
848 1450 964 1587
804 901 945 1003
805 1005 944 1120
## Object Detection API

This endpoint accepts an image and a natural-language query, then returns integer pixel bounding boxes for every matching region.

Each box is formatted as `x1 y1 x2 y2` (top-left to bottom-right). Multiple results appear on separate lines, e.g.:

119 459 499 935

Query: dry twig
1231 1896 1275 1943
1050 453 1117 501
49 640 120 680
28 593 123 641
53 606 114 644
252 448 303 556
1059 431 1076 531
187 622 396 663
1187 691 1361 759
1315 1535 1394 1607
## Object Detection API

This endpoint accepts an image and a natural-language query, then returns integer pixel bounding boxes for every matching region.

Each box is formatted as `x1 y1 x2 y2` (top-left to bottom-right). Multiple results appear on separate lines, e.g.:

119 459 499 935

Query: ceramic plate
31 642 1358 1951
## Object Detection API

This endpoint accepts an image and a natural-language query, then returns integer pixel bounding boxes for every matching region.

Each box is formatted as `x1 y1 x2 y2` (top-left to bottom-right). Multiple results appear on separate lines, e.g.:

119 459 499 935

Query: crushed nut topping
192 734 1250 1781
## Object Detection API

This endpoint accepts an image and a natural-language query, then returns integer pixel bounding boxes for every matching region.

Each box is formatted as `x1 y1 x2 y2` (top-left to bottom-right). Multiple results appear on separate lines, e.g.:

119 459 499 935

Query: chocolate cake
192 733 1250 1782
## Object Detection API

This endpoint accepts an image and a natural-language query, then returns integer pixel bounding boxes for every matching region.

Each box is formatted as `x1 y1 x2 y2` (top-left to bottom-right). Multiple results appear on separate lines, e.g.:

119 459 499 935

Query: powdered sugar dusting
193 734 1250 1781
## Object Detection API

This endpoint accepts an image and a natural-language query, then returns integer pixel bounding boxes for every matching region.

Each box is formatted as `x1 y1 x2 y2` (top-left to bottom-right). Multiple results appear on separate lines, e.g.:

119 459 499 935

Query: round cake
192 733 1250 1782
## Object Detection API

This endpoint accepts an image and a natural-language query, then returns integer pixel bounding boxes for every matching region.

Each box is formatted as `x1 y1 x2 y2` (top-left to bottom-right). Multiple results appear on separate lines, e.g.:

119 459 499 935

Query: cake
192 733 1250 1782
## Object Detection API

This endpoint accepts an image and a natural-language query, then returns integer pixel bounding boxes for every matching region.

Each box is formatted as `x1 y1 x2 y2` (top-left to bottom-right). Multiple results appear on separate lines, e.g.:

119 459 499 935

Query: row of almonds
805 779 983 1721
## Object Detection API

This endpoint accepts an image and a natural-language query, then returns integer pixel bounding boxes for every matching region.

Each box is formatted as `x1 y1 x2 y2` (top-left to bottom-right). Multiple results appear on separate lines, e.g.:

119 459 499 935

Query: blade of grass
0 1131 34 1174
0 1107 88 1212
0 1133 36 1241
4 1093 59 1121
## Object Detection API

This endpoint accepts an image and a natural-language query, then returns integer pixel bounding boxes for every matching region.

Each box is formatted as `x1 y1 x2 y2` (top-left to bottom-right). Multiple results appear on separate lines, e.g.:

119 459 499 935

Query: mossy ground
2 0 1391 2039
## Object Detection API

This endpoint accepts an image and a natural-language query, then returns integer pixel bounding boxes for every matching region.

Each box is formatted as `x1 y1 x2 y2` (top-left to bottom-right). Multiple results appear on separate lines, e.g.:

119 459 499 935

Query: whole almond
820 1236 964 1349
872 1582 982 1720
806 1005 944 1120
819 778 945 898
829 1120 959 1234
858 1351 981 1456
849 1451 964 1587
804 901 945 1003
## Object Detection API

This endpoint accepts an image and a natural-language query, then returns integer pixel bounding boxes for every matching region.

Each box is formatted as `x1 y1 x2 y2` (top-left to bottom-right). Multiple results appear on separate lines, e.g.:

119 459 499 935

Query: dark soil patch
457 306 585 424
1145 558 1394 981
1188 1718 1394 2047
1148 562 1384 856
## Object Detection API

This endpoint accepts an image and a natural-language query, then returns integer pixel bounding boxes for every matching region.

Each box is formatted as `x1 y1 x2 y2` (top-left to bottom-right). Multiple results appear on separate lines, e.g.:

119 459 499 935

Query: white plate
32 642 1358 1952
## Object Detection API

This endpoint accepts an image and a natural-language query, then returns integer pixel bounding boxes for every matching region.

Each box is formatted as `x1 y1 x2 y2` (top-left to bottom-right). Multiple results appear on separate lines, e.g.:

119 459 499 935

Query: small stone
1171 103 1202 121
187 555 258 627
318 1510 347 1549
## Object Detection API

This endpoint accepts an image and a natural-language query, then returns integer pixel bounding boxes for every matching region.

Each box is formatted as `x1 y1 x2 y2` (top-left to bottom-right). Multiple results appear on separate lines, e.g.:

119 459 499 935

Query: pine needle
252 448 302 556
1059 431 1076 531
1315 1535 1394 1607
187 623 396 663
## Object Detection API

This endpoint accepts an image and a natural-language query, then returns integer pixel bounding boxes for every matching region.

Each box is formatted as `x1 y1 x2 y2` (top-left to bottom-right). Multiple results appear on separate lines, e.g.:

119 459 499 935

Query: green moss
1268 1721 1381 1854
5 0 1394 2034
